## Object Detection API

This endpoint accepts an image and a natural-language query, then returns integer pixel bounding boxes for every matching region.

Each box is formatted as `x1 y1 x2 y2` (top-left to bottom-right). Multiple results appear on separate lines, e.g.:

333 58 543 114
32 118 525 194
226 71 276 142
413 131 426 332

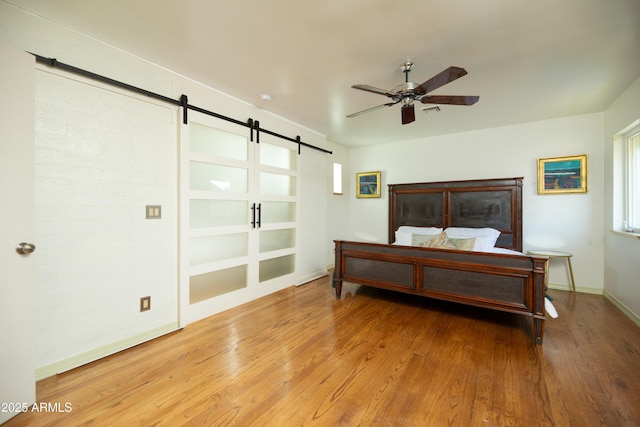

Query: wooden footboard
333 240 548 344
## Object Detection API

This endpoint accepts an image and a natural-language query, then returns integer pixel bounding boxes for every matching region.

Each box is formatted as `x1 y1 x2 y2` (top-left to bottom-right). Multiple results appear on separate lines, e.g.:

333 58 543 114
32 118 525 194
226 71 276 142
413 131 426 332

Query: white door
0 42 36 423
186 116 255 321
183 113 298 323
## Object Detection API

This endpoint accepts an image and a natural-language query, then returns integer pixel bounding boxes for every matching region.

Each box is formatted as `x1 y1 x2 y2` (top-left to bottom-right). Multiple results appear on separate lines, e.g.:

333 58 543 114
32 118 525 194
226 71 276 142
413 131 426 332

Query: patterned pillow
397 226 443 245
412 233 440 247
448 237 476 251
444 227 500 251
425 232 457 249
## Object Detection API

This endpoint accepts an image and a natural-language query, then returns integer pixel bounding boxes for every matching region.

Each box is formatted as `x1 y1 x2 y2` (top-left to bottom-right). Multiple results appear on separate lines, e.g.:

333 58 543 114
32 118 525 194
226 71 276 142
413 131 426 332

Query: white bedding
485 247 524 255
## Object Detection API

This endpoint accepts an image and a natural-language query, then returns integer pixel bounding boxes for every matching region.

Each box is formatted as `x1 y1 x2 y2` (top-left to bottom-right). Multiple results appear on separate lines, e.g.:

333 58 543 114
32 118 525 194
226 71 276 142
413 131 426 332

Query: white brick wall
34 70 178 368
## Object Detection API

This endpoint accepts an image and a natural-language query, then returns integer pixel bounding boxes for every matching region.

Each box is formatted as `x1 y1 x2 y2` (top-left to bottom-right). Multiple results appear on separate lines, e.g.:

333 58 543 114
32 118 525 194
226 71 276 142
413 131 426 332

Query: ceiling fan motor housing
392 82 420 98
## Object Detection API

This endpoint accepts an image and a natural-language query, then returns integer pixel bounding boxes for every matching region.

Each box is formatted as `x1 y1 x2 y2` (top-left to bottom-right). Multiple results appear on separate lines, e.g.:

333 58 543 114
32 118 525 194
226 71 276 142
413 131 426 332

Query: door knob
16 242 36 255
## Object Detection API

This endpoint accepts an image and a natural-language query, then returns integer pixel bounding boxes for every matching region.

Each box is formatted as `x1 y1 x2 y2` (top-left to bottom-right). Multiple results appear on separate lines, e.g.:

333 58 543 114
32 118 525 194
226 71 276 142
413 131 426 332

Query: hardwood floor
4 275 640 426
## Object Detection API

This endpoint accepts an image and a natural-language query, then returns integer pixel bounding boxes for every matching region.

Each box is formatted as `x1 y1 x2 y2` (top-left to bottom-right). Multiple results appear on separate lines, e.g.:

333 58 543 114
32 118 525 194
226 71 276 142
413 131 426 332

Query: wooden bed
333 177 548 343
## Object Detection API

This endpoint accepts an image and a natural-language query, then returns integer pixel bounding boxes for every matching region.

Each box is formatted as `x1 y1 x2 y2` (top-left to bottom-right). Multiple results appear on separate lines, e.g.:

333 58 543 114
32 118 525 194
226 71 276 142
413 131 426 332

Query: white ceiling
6 0 640 148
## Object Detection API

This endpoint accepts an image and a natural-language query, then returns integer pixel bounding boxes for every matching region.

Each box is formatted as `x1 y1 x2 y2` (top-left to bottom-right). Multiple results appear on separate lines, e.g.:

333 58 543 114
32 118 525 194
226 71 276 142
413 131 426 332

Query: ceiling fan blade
351 84 395 97
414 66 468 95
401 104 415 124
347 101 398 118
421 95 480 106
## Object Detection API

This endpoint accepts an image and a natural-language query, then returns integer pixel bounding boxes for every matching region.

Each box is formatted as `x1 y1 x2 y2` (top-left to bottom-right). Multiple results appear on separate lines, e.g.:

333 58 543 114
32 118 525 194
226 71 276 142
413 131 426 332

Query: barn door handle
251 203 256 228
257 203 261 228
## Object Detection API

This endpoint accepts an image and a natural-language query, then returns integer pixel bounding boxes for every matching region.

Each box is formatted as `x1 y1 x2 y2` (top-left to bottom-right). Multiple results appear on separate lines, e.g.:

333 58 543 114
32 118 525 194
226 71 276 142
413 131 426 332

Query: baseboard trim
547 283 603 295
35 322 180 381
603 290 640 328
296 269 329 286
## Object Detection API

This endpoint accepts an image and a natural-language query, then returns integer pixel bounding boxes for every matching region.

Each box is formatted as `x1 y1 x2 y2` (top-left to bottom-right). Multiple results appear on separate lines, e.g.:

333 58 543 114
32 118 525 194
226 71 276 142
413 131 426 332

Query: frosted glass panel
261 202 296 223
260 229 295 253
259 255 295 283
190 161 247 193
260 143 296 170
189 233 247 266
190 200 248 228
190 123 247 161
190 265 247 303
260 172 296 196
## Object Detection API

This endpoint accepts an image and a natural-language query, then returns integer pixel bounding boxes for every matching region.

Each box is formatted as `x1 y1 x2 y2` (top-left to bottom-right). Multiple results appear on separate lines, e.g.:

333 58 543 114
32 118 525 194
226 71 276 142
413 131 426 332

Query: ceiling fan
347 62 479 125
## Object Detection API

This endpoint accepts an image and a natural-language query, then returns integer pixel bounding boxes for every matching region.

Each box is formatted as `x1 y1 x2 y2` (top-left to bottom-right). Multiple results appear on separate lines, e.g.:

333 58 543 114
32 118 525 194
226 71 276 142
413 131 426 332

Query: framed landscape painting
356 171 381 198
537 154 588 194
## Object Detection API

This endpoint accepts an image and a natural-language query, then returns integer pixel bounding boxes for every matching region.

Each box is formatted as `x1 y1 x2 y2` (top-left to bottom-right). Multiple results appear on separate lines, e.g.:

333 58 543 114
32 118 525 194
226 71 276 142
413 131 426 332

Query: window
333 162 343 194
625 124 640 232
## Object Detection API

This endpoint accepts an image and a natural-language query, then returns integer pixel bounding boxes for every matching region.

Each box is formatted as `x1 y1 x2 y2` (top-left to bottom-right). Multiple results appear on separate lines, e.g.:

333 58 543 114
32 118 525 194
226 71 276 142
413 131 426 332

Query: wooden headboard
388 177 523 251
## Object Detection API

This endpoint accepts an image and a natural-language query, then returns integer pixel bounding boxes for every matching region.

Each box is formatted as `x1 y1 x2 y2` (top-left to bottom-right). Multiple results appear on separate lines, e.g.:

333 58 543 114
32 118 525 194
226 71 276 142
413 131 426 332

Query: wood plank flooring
4 275 640 426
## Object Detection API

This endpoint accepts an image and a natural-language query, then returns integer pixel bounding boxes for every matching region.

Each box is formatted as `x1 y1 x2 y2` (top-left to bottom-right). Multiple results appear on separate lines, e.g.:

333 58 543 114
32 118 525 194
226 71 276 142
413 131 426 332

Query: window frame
332 162 343 195
624 123 640 232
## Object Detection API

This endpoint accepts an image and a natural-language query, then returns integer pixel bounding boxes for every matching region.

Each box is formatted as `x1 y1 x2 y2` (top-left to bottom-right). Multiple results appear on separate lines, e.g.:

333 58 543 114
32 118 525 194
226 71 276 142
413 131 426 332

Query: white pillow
394 230 412 245
444 227 501 252
395 226 443 246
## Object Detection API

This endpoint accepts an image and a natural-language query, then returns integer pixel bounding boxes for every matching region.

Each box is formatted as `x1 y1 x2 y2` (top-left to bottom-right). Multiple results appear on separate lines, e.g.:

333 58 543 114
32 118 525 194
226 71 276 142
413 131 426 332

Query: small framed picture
356 171 381 198
537 154 588 194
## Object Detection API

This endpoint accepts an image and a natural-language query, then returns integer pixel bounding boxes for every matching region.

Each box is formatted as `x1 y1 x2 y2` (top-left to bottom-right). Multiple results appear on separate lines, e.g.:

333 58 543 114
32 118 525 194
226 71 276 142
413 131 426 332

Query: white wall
298 148 330 284
1 2 330 378
343 113 605 294
604 76 640 324
325 140 351 267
